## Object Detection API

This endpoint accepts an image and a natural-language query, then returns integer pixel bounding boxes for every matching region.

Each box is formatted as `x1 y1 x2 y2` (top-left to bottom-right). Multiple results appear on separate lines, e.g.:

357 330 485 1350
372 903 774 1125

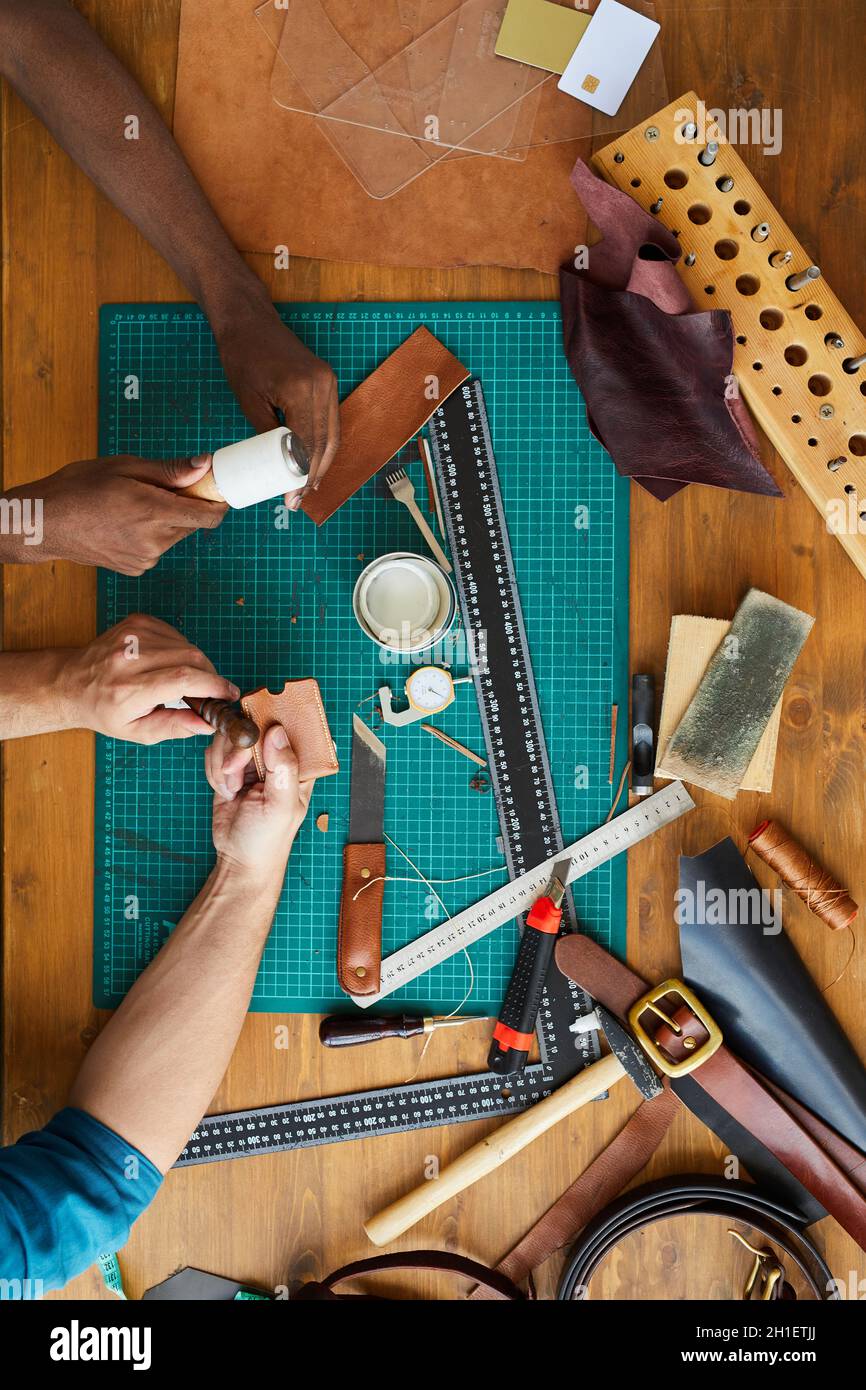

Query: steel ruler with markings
175 380 691 1169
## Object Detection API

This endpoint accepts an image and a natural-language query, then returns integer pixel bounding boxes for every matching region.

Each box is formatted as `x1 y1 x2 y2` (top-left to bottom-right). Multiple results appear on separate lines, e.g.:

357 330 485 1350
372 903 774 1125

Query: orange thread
748 819 859 932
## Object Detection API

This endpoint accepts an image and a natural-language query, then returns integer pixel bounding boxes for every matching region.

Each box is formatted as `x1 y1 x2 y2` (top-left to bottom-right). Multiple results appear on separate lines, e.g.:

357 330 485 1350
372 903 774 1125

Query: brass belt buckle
730 1231 785 1300
627 978 723 1078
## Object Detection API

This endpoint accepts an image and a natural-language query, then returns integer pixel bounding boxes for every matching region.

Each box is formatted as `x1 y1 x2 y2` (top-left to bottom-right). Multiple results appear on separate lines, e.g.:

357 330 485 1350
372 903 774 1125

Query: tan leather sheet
173 0 665 273
241 679 340 781
301 326 469 524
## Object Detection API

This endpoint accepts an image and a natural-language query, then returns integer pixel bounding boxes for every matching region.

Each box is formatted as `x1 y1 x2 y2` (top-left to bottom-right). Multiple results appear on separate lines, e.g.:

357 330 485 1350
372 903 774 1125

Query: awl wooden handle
364 1050 626 1247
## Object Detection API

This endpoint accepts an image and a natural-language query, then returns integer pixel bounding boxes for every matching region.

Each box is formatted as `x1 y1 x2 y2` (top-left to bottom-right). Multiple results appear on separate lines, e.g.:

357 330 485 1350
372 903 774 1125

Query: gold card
494 0 591 76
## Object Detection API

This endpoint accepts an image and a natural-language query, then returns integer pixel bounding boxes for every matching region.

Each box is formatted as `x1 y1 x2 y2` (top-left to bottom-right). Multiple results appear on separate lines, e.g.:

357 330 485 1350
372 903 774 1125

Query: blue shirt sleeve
0 1107 162 1294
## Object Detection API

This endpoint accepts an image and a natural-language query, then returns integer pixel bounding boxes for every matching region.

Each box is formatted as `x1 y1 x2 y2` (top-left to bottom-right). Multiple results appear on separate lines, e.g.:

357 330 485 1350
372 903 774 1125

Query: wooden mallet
364 1006 662 1247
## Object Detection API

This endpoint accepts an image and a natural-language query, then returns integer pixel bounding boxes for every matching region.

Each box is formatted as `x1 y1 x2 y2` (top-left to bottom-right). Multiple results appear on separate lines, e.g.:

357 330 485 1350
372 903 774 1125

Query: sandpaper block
656 616 782 792
241 679 339 782
660 590 814 800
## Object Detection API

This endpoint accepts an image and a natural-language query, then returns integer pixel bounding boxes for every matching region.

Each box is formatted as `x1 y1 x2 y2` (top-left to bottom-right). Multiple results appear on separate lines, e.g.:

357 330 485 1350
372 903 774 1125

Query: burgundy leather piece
469 1088 680 1300
291 1249 525 1300
554 935 866 1253
560 160 781 502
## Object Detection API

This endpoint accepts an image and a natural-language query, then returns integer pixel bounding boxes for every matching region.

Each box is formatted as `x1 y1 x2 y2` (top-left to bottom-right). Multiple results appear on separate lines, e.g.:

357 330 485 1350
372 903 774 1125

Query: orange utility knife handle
487 894 562 1076
338 843 386 997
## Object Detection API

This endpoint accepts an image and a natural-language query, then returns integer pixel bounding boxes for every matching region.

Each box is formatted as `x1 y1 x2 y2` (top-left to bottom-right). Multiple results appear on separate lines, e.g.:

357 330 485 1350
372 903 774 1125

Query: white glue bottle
183 426 310 508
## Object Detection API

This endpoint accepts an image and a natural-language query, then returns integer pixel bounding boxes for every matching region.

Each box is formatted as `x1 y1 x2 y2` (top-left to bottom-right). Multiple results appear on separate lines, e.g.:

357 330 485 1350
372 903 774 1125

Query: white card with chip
557 0 660 117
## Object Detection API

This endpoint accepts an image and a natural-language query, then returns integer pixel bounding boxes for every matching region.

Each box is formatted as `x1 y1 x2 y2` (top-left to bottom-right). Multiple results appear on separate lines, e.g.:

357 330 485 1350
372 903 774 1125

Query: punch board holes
716 175 733 191
804 304 823 320
808 438 818 446
736 334 747 345
714 239 739 260
613 151 625 163
772 386 782 395
735 274 760 296
849 435 866 456
844 484 856 494
759 308 784 331
733 200 751 215
784 344 808 366
827 457 847 471
688 203 712 224
791 415 802 423
861 383 866 396
631 178 642 187
704 285 716 295
752 362 763 371
664 168 689 189
808 374 832 397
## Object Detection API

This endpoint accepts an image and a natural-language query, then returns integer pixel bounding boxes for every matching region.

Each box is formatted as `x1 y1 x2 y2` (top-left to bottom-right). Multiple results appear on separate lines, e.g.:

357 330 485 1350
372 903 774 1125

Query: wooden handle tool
364 1050 626 1246
184 696 260 749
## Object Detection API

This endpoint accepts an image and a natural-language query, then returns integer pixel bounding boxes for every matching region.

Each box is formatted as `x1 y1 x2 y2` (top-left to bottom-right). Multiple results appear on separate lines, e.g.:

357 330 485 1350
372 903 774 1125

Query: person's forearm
69 859 285 1172
0 0 265 330
0 649 80 738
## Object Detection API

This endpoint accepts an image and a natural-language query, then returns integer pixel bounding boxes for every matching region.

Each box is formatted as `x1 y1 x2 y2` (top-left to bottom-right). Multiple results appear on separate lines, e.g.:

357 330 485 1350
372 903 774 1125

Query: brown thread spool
748 820 858 931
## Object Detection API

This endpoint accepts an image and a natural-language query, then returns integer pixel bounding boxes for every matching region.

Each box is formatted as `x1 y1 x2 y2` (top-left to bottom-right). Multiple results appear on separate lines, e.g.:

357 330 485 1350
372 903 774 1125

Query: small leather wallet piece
240 680 339 781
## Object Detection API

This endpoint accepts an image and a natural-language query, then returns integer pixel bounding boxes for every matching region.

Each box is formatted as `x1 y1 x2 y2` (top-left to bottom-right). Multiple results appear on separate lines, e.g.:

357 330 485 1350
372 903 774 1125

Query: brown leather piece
470 1088 680 1300
301 327 469 525
554 934 866 1254
560 160 781 501
240 679 339 781
173 0 665 274
292 1249 524 1301
338 842 386 996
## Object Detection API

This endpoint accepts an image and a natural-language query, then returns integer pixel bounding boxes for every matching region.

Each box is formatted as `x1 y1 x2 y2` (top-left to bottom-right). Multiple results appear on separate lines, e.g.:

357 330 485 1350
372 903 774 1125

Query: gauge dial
405 665 455 715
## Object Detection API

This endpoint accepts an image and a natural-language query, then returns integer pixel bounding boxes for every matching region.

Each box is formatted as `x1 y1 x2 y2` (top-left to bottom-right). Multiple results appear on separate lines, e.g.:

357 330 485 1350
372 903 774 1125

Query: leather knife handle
338 843 386 997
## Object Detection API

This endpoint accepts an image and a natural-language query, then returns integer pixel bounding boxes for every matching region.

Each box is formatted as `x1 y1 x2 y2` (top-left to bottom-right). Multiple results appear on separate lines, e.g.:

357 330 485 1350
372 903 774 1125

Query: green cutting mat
95 302 629 1014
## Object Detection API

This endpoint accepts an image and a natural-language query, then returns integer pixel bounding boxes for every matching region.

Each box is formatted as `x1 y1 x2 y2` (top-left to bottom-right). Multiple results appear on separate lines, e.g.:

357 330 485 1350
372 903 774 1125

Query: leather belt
555 935 866 1254
557 1177 837 1301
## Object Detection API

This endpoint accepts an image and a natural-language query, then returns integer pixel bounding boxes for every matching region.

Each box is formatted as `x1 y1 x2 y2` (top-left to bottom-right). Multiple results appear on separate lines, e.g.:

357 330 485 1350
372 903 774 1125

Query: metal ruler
428 378 596 1080
175 379 678 1169
361 784 695 1006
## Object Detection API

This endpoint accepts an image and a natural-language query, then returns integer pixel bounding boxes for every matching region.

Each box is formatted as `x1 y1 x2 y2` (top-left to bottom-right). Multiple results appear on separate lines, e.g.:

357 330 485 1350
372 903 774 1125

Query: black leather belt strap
557 1177 837 1301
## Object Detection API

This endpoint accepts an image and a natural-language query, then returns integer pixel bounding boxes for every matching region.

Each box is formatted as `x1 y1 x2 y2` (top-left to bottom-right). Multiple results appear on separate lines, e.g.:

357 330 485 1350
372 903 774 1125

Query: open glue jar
353 552 457 654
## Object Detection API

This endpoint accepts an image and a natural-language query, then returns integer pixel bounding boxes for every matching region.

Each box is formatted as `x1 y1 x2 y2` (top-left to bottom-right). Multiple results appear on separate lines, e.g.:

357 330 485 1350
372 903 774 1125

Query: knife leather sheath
339 843 386 997
339 715 387 997
240 680 339 782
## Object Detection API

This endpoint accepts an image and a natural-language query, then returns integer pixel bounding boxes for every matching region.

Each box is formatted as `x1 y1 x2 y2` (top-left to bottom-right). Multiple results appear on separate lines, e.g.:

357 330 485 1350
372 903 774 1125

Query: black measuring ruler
428 378 596 1082
175 377 593 1170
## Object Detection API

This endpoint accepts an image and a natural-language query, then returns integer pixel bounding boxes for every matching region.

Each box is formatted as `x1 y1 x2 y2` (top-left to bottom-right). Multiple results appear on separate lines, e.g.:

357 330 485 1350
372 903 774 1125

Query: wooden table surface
3 0 865 1301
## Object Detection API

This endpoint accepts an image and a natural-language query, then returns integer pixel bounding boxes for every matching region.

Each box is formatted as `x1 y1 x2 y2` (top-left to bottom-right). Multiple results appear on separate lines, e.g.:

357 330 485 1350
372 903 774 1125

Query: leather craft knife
338 715 387 997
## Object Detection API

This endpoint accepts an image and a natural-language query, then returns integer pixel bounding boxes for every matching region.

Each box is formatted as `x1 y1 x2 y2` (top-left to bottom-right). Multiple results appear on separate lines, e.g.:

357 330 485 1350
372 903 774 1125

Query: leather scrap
240 679 339 781
302 326 469 525
560 159 782 501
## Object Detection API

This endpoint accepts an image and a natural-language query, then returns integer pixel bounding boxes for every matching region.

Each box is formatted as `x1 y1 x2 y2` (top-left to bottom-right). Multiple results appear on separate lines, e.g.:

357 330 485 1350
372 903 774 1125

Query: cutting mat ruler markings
429 378 592 1082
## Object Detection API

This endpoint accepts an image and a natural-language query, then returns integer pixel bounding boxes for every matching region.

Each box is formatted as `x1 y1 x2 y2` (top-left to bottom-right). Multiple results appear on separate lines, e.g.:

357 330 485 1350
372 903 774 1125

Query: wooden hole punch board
593 92 866 579
95 303 629 1015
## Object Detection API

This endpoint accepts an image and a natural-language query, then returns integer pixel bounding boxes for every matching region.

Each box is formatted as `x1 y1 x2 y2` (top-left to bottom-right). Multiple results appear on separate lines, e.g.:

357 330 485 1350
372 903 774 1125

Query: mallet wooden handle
364 1050 626 1247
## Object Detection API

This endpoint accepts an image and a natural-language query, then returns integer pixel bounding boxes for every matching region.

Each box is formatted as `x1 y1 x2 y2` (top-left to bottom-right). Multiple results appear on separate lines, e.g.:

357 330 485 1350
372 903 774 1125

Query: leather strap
469 1088 680 1300
555 934 866 1253
557 1177 836 1301
338 842 386 996
301 327 469 525
291 1250 525 1301
240 680 339 782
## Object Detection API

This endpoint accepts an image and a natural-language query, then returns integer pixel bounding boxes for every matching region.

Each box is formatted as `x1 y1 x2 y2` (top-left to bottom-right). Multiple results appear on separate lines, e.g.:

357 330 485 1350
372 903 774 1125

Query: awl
319 1015 485 1048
